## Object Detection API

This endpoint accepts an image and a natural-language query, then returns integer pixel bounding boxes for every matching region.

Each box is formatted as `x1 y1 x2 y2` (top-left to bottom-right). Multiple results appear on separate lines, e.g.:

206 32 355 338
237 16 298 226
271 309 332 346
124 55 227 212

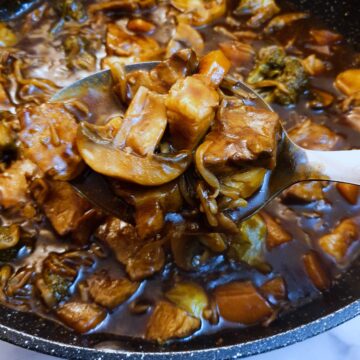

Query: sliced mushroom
264 12 309 34
302 54 327 76
0 224 20 251
218 41 255 67
166 23 204 58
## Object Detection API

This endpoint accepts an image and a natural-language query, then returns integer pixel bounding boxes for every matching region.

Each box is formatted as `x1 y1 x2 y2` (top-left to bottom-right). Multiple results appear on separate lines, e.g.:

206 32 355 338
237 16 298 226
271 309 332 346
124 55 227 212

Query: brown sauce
0 0 359 344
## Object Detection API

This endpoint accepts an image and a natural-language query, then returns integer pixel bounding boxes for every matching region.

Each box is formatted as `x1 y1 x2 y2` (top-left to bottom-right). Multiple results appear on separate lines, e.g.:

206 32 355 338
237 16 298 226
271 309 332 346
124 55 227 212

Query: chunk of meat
146 300 200 343
114 86 167 156
106 23 161 61
112 180 183 239
87 273 139 309
96 217 142 265
214 281 273 324
0 160 37 209
337 183 359 205
96 218 165 280
198 50 231 87
261 212 292 249
288 119 341 151
203 100 280 172
166 76 219 149
19 103 82 180
126 241 165 281
283 181 325 203
260 277 287 304
319 218 359 262
57 302 106 333
166 23 204 57
32 180 91 236
303 251 330 290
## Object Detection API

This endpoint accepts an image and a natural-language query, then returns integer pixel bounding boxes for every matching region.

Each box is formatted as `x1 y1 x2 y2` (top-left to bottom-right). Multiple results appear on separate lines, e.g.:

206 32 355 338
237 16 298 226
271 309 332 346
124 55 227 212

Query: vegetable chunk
214 281 273 324
319 219 359 262
303 251 330 290
166 76 220 149
19 103 82 180
146 301 201 343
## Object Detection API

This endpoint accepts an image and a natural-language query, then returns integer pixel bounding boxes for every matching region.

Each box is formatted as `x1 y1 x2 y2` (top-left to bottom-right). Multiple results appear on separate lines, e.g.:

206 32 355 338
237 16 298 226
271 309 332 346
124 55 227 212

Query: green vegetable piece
228 214 271 272
53 0 87 22
43 270 72 302
247 46 308 105
0 23 17 47
0 224 20 251
165 282 209 318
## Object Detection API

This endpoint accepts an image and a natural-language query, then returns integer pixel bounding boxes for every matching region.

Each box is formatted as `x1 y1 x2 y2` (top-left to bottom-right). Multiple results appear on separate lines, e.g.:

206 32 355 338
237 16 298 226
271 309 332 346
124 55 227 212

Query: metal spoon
50 62 360 224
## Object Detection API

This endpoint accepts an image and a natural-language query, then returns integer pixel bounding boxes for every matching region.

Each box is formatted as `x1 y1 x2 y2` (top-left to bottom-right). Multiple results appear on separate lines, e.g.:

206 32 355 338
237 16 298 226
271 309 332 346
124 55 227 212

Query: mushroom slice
166 23 204 57
77 126 191 186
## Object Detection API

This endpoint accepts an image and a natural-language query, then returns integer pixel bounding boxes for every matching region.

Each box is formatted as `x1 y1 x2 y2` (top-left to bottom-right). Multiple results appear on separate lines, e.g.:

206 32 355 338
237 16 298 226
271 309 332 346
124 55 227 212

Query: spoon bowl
50 63 360 225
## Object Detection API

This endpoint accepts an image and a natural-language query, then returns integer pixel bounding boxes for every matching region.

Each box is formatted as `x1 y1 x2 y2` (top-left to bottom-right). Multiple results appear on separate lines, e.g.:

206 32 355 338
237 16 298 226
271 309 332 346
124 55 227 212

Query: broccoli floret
248 45 286 84
247 45 308 105
43 270 72 302
273 57 308 104
63 35 96 71
53 0 87 22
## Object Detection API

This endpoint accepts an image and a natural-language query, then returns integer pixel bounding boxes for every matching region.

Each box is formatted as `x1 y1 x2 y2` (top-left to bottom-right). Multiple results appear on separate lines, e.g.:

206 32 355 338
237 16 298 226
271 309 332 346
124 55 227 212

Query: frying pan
0 0 359 359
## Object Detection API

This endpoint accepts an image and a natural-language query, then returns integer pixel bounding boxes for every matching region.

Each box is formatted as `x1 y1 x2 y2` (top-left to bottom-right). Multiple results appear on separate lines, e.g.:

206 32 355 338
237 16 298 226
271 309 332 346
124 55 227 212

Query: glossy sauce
1 0 360 342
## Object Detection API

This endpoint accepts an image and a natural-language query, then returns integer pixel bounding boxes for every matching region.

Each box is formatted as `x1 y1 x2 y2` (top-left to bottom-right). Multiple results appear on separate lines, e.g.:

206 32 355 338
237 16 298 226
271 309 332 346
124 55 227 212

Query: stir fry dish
0 0 359 344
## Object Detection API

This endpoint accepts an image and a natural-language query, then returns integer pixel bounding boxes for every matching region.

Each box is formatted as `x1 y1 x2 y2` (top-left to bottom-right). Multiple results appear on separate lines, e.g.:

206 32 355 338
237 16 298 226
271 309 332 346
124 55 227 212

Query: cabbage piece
165 282 209 318
228 214 271 272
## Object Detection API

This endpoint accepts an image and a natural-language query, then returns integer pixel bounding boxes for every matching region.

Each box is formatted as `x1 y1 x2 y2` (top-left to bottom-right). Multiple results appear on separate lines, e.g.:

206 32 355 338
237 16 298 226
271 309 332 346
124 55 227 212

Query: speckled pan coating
0 0 359 359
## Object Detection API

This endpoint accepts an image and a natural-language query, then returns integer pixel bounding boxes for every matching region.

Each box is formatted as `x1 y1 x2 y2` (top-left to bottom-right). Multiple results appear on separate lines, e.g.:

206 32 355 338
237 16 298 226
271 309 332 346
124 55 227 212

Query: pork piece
146 300 201 343
106 23 161 61
112 180 182 239
198 50 231 87
57 302 106 333
285 119 341 202
96 218 165 280
288 119 341 150
214 281 274 324
166 75 219 149
19 103 82 180
319 218 359 262
114 86 167 156
302 251 330 290
0 160 37 209
203 100 280 172
96 217 142 265
261 212 292 249
87 272 139 309
32 180 91 236
125 49 198 99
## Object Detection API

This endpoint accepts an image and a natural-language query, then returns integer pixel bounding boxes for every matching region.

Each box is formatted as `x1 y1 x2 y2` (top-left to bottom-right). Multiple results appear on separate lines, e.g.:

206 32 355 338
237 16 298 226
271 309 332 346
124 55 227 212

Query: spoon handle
303 149 360 185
